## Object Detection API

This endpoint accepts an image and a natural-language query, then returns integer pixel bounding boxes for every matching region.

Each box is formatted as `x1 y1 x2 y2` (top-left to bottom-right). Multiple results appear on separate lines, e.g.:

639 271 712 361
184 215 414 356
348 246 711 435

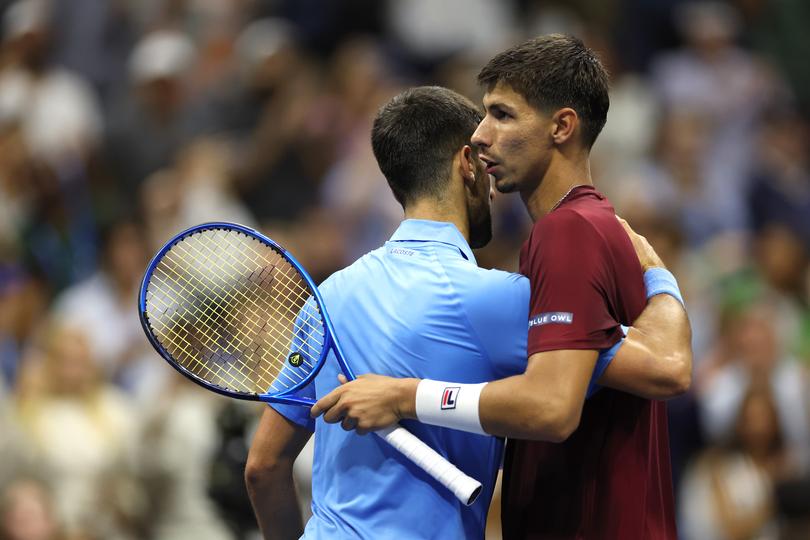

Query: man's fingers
340 416 357 431
310 388 342 418
338 374 348 385
616 215 635 235
322 402 347 424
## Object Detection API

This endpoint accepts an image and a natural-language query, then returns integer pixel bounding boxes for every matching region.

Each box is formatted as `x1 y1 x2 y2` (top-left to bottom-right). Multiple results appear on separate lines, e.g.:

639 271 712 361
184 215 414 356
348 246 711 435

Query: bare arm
315 349 597 441
311 219 692 435
245 407 312 540
477 349 597 440
599 218 692 399
598 295 692 399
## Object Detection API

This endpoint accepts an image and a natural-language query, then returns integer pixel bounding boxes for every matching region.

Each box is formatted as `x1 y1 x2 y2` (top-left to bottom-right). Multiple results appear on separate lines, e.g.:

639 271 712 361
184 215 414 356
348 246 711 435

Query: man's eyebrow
486 101 515 115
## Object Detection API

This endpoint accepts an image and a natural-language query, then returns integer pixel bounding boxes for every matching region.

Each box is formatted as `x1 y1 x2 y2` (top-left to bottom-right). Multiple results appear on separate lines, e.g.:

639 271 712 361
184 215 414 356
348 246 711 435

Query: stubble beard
469 211 493 249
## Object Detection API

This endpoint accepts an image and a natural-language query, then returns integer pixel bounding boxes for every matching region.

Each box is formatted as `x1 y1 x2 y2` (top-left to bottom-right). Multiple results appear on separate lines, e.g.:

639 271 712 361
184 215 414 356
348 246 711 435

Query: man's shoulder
532 198 625 249
528 207 605 255
319 246 387 291
450 266 529 316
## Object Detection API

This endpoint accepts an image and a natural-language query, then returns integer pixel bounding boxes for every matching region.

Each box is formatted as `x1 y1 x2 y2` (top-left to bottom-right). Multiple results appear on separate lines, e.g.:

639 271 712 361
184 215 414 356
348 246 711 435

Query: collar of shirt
388 219 477 264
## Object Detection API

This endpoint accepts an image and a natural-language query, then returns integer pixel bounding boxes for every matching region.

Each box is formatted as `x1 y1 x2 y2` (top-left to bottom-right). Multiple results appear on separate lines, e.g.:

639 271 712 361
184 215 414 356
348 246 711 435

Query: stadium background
0 0 809 538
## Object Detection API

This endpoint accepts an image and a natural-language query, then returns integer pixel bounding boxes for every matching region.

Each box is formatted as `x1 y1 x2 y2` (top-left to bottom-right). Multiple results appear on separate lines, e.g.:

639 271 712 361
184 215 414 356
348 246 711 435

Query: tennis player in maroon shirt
504 184 675 539
313 35 692 539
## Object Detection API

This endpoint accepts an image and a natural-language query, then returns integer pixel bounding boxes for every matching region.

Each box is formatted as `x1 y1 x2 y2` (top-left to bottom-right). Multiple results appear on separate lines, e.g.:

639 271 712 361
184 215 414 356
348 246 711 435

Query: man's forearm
599 294 692 399
400 349 597 441
632 293 693 393
245 408 311 540
245 465 304 540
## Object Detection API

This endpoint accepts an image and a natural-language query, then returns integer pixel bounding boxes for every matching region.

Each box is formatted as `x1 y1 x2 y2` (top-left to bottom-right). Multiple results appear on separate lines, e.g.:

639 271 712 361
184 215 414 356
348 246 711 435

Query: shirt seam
426 246 493 370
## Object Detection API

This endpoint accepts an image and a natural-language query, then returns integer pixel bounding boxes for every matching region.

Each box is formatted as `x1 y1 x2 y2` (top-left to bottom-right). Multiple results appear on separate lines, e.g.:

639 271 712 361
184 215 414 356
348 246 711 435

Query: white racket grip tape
374 425 482 506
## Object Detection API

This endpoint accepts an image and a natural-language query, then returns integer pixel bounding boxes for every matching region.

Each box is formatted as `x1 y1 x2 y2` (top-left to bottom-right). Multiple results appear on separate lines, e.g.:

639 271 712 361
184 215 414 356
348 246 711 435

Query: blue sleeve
465 271 529 379
586 326 629 398
270 396 316 431
267 297 323 431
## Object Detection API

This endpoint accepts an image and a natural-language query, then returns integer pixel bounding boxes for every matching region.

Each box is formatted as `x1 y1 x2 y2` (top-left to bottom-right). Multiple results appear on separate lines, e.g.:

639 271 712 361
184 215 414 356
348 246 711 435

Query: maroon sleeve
521 209 622 355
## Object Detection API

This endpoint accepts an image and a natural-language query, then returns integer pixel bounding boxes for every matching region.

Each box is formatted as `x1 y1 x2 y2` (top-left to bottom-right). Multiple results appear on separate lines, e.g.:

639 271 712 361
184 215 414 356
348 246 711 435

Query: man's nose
471 119 489 148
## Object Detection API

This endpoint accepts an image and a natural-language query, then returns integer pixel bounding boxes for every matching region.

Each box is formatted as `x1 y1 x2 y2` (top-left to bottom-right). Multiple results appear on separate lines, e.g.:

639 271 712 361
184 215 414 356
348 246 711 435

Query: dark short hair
478 34 609 148
371 86 483 207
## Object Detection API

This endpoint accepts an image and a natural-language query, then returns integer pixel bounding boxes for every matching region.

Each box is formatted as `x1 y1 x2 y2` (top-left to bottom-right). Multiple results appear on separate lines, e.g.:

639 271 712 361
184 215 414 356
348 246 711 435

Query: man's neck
404 199 470 244
522 153 593 222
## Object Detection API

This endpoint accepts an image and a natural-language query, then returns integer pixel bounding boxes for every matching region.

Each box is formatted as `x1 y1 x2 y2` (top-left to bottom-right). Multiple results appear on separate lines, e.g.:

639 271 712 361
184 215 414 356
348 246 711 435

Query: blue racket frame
138 222 357 407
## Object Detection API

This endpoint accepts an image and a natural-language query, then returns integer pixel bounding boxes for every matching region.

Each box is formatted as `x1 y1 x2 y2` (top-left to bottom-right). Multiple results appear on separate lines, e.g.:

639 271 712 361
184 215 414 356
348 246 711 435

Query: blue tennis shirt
272 219 530 539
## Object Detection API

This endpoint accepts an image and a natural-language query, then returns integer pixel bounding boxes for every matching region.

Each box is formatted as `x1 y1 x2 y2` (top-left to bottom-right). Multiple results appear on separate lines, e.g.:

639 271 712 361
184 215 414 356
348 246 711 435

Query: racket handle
374 425 482 506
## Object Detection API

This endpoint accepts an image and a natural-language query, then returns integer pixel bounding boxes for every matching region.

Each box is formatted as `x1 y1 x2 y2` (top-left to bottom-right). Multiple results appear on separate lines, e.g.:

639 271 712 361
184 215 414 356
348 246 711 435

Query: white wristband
415 379 488 436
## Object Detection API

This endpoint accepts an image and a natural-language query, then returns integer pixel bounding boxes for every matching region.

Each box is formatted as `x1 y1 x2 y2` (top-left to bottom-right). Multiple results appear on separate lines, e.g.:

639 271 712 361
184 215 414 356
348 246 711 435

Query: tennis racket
138 222 482 505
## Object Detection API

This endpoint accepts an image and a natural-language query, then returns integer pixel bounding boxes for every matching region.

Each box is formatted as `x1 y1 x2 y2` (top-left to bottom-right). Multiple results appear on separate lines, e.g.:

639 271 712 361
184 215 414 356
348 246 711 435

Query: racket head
138 222 335 403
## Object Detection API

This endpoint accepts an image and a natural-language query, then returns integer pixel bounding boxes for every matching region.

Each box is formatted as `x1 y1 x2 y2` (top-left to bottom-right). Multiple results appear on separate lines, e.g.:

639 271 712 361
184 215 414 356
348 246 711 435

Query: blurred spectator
208 401 261 537
0 478 63 540
0 267 47 391
48 0 135 104
0 0 103 166
50 218 163 401
10 320 140 539
137 376 233 540
680 384 786 540
697 297 810 471
104 29 196 201
587 27 658 193
190 17 300 138
14 157 96 294
272 0 383 55
319 37 403 262
231 24 334 226
752 224 809 304
620 108 724 247
385 0 516 72
650 1 789 243
0 123 32 251
742 0 810 114
748 106 810 252
139 137 258 251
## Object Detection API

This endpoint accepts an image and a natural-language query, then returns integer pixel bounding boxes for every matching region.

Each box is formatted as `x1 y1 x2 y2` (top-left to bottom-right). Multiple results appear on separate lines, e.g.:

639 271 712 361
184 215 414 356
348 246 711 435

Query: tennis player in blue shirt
245 86 688 539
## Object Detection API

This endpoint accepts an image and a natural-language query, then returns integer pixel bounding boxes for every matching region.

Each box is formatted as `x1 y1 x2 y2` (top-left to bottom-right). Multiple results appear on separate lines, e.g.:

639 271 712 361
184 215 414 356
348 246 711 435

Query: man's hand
616 216 665 270
310 374 419 435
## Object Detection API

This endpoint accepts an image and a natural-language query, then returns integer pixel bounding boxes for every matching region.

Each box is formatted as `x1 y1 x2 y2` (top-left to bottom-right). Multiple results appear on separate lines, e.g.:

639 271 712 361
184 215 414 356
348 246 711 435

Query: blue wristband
643 267 684 307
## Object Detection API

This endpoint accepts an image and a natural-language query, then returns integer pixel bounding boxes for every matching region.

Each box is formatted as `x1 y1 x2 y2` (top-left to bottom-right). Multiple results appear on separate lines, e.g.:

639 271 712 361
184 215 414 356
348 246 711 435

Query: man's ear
460 145 477 188
551 108 578 145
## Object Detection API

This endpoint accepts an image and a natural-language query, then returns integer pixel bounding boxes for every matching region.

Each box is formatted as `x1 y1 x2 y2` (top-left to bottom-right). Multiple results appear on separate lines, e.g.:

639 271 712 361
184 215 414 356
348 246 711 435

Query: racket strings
209 230 325 341
151 242 316 393
179 233 321 380
167 238 322 360
145 228 326 396
164 232 320 386
147 272 299 392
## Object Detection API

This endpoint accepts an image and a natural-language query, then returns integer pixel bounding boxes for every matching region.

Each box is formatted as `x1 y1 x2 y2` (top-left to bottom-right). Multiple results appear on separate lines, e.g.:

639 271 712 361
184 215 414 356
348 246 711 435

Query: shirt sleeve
524 209 622 355
586 330 627 398
270 398 316 430
268 298 320 431
464 270 529 379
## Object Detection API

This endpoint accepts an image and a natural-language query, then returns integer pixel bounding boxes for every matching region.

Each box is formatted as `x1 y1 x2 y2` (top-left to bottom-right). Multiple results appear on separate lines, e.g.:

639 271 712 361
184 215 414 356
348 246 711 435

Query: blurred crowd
0 0 808 539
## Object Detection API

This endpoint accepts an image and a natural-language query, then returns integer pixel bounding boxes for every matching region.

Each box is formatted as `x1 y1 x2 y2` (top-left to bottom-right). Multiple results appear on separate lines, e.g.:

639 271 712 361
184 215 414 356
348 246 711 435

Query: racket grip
374 425 482 506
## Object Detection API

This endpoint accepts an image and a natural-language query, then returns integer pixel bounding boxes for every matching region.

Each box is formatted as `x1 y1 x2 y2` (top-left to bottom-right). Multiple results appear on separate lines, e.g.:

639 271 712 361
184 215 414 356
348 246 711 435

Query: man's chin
494 177 516 194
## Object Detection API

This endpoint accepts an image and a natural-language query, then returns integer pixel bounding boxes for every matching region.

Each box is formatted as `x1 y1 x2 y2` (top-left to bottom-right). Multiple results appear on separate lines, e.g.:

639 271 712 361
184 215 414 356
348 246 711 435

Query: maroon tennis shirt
502 185 677 539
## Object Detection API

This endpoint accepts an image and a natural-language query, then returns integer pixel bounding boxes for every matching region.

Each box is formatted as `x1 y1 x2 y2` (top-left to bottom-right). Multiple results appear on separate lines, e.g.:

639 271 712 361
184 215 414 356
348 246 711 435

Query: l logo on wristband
441 387 460 409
